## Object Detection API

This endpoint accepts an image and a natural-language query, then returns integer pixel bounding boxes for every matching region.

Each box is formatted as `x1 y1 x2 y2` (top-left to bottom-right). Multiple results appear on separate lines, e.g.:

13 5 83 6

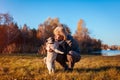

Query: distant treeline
101 44 120 50
0 13 103 54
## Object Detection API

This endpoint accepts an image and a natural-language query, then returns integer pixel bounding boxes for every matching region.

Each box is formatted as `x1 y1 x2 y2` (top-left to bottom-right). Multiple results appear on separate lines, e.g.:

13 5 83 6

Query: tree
0 22 22 53
37 17 60 44
73 19 90 52
73 19 101 53
74 19 90 39
0 13 13 25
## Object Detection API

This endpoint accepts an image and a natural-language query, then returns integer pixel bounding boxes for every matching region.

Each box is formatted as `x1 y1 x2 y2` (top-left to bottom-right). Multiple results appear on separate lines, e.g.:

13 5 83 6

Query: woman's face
55 34 64 41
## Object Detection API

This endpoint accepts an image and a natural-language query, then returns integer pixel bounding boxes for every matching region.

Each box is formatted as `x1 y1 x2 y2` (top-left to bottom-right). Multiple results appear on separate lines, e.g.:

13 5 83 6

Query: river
100 50 120 56
93 50 120 56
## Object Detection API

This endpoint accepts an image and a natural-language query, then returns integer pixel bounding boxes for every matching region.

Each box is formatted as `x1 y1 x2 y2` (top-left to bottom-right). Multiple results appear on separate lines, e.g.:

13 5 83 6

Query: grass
0 54 120 80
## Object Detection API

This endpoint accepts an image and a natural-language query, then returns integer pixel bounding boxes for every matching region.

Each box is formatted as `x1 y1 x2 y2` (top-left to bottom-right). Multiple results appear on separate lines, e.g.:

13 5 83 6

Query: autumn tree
37 17 60 44
0 13 22 53
0 23 21 53
0 13 13 25
73 19 90 53
0 25 8 53
73 19 101 53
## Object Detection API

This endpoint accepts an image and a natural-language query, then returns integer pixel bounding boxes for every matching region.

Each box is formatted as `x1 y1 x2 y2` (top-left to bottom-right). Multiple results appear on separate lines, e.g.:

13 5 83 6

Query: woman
53 25 81 71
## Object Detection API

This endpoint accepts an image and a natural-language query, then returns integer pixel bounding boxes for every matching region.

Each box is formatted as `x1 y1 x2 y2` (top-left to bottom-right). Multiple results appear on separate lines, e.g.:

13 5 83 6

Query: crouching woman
53 25 81 71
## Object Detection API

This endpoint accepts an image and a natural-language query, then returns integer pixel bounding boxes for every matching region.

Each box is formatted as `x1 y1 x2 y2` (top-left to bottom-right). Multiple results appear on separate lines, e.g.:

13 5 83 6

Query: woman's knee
68 51 81 62
68 51 74 55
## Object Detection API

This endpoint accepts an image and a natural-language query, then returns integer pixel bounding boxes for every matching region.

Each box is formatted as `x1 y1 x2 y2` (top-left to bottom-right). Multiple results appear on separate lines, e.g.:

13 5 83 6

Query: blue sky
0 0 120 45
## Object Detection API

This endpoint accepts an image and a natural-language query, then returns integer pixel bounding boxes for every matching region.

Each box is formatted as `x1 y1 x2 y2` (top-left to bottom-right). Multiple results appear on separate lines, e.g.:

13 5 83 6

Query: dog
44 37 64 74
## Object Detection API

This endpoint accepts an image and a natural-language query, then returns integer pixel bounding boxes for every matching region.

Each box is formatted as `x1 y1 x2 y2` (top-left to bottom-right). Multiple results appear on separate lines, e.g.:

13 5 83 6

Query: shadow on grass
55 66 120 73
74 66 120 72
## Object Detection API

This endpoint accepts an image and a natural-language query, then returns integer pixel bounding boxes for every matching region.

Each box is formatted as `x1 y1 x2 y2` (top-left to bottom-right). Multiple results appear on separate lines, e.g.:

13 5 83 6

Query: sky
0 0 120 45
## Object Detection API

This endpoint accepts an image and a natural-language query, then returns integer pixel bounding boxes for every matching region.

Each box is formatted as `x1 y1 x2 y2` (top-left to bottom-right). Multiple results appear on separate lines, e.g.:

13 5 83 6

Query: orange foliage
0 13 102 54
73 19 101 53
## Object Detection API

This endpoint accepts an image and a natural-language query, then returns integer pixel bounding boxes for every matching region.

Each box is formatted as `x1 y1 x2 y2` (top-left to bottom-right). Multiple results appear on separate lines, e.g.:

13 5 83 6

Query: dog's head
46 37 55 44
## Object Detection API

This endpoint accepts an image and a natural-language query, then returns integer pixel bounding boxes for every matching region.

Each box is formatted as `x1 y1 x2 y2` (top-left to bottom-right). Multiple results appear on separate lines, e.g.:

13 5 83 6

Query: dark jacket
58 40 71 55
66 35 80 54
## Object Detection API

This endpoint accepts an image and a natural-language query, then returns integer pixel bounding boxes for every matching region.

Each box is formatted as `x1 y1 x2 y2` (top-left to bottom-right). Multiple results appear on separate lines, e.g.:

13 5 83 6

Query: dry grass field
0 54 120 80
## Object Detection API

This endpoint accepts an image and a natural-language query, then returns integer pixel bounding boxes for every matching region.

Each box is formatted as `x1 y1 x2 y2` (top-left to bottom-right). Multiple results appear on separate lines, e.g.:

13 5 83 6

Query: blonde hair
53 25 67 40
